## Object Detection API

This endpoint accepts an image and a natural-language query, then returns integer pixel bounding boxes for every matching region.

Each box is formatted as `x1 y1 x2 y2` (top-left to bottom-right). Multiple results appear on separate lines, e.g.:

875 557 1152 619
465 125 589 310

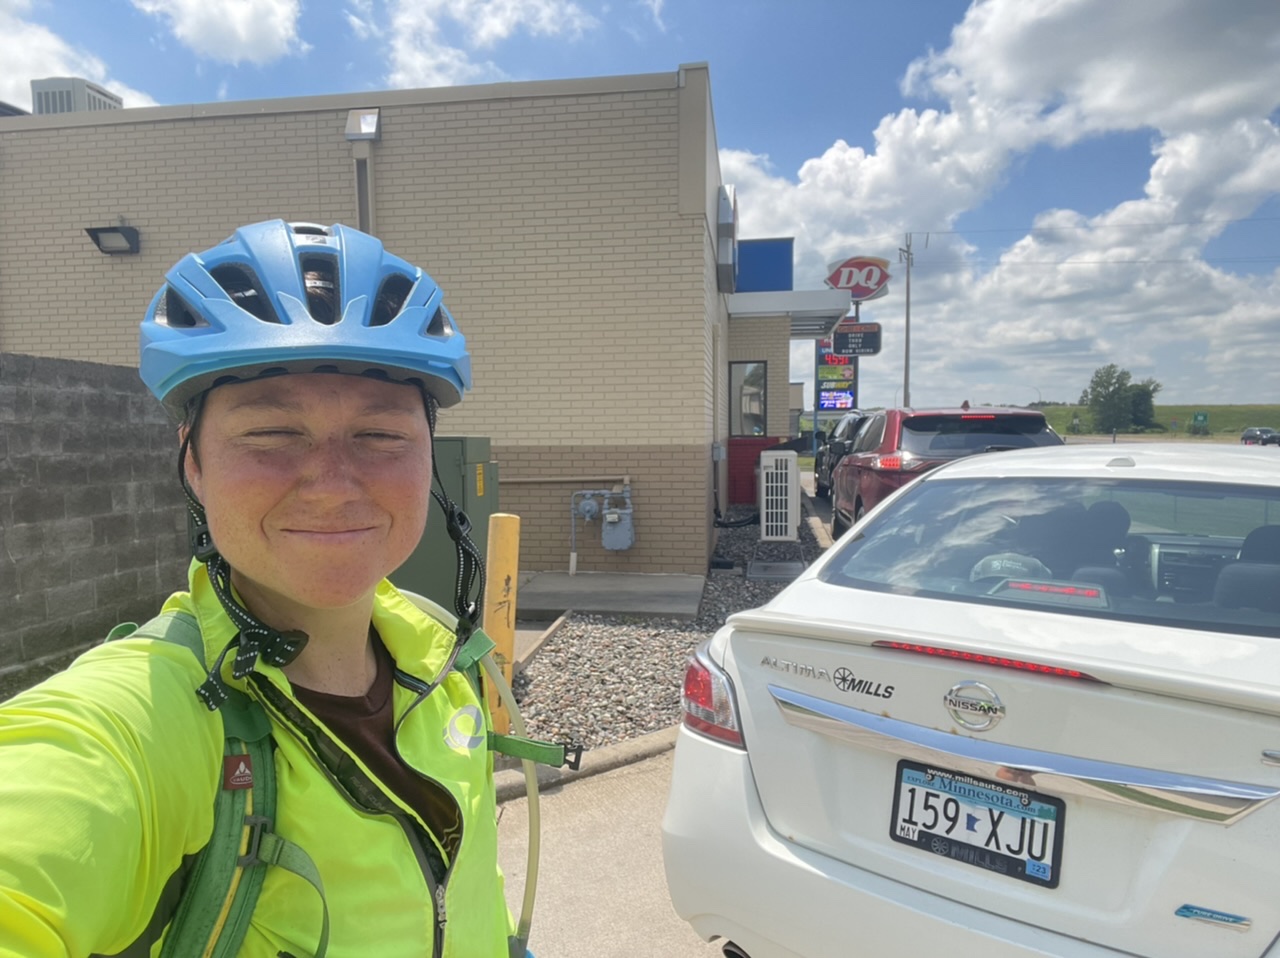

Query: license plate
889 760 1065 888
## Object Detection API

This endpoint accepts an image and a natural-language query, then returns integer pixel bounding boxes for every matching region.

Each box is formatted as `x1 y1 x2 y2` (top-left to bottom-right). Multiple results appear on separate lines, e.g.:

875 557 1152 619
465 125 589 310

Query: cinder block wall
0 354 188 674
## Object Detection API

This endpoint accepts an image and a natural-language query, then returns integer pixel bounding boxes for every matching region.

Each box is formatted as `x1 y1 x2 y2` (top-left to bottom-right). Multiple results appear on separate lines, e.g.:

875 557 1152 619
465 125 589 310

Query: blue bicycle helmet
140 220 471 417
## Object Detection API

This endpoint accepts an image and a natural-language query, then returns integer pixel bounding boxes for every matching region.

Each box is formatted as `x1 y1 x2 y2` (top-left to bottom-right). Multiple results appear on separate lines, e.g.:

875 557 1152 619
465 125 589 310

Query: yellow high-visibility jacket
0 563 512 957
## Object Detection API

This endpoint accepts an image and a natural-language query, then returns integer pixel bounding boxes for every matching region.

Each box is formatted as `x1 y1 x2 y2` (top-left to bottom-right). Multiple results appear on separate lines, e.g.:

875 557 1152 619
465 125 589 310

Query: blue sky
4 0 1279 410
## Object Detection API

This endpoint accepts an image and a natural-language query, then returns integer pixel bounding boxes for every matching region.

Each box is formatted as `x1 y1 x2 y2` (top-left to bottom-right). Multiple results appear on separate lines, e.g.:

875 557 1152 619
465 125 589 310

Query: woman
0 221 515 957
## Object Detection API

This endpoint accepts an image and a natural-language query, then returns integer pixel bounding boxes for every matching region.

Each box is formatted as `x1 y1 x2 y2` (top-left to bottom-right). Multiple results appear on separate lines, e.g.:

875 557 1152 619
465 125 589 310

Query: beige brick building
0 65 846 576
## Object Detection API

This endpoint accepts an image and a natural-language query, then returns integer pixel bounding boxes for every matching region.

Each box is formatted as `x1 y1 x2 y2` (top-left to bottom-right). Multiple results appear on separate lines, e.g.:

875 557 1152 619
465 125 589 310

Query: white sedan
663 444 1280 958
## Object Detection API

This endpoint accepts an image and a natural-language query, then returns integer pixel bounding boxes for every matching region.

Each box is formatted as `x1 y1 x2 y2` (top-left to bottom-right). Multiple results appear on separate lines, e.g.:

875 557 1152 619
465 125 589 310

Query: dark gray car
813 410 869 499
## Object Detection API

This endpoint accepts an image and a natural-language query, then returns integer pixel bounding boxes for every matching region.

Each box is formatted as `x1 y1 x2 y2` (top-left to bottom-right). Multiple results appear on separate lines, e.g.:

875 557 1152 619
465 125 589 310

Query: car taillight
681 644 745 747
870 454 925 471
872 640 1103 682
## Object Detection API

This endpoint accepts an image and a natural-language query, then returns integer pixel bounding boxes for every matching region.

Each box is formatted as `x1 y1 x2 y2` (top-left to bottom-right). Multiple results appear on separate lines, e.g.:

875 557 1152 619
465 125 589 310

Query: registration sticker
889 760 1065 888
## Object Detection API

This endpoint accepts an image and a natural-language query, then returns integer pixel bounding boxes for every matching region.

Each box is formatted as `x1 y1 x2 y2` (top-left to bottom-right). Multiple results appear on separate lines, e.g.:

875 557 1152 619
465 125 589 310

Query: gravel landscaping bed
511 506 828 751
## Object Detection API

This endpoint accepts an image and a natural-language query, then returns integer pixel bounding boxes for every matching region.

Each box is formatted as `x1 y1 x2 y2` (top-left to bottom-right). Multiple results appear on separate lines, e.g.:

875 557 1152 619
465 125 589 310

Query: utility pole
898 235 913 408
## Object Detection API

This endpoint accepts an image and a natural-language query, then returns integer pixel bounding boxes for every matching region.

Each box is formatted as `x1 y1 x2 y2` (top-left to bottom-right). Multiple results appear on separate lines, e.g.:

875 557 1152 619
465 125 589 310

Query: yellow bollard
482 513 521 734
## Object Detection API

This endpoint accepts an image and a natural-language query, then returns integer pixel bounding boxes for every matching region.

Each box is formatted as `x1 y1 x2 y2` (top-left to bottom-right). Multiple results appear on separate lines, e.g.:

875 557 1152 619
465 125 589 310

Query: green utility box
389 436 498 610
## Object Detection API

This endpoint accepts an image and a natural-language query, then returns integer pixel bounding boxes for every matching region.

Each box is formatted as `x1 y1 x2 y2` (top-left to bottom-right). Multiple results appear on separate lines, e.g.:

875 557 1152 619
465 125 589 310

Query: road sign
824 256 892 303
1193 411 1209 426
833 323 882 356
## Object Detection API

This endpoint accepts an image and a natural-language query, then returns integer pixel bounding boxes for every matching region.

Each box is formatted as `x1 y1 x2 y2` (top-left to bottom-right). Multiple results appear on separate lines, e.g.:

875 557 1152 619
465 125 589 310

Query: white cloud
905 0 1280 139
638 0 664 31
346 0 379 40
385 0 599 89
130 0 308 66
739 0 1280 407
0 1 158 109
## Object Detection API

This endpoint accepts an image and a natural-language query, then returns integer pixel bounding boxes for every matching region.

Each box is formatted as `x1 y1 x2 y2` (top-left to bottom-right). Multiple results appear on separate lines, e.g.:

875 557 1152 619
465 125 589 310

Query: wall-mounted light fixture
345 108 382 234
345 107 381 141
85 225 140 255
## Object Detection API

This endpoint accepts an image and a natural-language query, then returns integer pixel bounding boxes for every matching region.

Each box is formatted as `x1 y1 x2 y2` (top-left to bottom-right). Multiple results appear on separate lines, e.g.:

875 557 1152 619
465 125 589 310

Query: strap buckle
561 741 584 771
238 814 274 868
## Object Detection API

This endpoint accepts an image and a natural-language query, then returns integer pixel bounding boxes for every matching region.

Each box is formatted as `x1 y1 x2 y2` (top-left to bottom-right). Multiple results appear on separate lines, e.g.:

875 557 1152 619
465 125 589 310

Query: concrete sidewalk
497 738 720 958
515 570 705 621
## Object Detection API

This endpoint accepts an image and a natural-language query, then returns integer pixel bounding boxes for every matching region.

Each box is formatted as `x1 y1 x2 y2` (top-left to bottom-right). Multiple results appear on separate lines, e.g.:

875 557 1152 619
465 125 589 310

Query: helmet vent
210 264 280 324
370 273 415 327
300 254 340 325
425 306 452 338
157 287 208 328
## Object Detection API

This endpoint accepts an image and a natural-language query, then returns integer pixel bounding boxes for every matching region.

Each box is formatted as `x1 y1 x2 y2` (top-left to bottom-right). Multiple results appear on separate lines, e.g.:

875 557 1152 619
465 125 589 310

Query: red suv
830 407 1064 537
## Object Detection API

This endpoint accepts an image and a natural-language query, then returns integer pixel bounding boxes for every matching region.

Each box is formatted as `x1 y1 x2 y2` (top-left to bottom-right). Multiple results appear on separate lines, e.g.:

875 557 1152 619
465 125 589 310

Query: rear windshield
818 476 1280 637
900 414 1061 457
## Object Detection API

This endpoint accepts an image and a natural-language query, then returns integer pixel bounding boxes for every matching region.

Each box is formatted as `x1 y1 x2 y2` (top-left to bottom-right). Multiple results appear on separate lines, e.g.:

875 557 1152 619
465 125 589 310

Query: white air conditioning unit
759 450 800 542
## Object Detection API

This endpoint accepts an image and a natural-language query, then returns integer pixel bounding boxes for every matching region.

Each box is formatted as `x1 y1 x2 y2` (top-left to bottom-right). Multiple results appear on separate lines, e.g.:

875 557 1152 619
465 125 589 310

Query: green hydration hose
483 652 540 958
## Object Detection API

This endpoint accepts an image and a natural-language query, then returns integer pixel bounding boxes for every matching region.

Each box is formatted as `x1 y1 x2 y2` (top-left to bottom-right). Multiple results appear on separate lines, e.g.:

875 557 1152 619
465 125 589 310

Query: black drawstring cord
179 429 309 712
424 398 486 641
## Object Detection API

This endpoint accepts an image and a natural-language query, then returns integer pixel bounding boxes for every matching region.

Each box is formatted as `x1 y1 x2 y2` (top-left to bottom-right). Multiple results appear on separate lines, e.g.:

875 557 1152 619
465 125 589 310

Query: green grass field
1041 404 1280 439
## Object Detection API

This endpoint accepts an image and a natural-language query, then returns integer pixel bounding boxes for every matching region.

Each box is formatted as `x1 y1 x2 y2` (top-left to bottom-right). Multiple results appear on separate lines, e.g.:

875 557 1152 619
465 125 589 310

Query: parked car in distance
663 443 1280 958
1241 426 1277 445
812 410 869 499
829 407 1063 538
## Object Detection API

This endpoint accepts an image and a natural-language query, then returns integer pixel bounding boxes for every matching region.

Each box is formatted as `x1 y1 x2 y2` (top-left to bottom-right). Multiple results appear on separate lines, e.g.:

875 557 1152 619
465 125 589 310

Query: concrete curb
801 492 834 550
495 724 679 804
514 610 571 673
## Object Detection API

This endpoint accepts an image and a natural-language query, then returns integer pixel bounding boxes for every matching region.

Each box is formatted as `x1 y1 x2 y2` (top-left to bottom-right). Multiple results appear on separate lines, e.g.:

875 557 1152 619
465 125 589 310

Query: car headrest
1241 525 1280 563
1214 561 1280 612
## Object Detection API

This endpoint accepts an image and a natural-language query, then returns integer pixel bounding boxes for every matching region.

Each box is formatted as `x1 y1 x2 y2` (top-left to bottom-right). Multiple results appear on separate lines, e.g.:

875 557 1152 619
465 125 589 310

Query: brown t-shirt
292 633 449 837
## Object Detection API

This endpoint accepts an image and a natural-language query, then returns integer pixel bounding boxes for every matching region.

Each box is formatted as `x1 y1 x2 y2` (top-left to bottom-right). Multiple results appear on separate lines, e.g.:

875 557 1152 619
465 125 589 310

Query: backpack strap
488 732 583 770
97 613 329 958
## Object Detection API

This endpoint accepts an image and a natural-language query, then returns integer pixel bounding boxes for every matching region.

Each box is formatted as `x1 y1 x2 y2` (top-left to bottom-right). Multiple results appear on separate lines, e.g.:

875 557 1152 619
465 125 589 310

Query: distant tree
1080 365 1163 433
1082 364 1132 433
1127 377 1163 430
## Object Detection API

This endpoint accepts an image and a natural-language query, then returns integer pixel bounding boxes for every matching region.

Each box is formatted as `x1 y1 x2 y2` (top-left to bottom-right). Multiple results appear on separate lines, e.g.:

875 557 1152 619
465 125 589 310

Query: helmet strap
422 393 486 639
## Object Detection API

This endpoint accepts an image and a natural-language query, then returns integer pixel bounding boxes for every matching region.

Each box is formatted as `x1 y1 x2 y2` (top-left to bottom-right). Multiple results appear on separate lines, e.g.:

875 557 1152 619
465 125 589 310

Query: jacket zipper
393 668 465 957
248 674 460 955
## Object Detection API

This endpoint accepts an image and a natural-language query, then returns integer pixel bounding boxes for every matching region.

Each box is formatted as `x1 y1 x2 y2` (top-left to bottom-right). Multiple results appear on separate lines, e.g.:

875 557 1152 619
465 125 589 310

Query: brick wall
0 68 738 577
496 442 707 574
0 354 188 674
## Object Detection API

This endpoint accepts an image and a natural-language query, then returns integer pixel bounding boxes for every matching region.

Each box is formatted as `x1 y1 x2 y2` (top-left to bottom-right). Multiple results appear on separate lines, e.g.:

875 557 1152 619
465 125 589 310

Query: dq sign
825 256 892 303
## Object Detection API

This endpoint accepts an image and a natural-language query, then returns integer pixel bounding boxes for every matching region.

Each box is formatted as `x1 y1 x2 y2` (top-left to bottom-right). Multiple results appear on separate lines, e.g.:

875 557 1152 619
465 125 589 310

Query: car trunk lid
724 592 1280 958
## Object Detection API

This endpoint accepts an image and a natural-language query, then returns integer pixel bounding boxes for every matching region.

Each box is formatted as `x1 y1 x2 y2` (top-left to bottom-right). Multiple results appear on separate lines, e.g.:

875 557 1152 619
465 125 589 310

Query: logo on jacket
444 704 485 750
